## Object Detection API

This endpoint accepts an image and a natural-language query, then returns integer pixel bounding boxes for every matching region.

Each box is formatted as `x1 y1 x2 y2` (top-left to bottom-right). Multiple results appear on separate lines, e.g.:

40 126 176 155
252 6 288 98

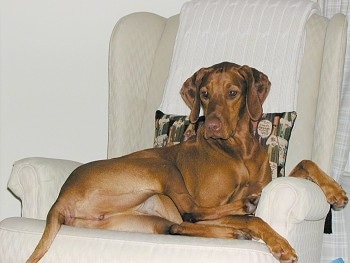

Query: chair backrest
107 11 347 175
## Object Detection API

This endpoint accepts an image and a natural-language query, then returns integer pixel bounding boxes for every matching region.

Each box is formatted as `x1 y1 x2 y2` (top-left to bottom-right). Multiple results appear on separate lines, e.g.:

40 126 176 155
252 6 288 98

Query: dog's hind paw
323 182 349 210
182 213 198 223
330 191 348 210
243 194 260 214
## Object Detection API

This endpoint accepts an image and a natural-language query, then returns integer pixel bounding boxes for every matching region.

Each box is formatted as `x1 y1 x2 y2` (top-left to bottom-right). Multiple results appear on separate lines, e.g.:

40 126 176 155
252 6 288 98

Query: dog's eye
228 90 238 98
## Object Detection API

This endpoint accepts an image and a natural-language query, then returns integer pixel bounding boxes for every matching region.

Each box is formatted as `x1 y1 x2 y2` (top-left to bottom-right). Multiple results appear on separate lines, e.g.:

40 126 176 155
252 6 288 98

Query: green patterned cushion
154 110 296 178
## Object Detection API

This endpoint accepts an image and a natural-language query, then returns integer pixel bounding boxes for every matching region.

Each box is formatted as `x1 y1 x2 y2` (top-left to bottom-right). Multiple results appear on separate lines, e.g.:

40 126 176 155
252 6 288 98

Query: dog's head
181 62 270 139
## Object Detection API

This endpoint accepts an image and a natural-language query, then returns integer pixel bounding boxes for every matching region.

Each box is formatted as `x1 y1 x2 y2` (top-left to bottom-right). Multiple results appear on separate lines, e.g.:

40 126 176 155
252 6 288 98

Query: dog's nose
205 117 222 135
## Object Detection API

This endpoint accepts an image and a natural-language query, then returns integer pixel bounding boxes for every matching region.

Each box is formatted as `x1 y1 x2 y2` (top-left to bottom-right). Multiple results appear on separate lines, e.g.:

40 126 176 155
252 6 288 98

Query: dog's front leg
170 215 297 263
179 194 261 222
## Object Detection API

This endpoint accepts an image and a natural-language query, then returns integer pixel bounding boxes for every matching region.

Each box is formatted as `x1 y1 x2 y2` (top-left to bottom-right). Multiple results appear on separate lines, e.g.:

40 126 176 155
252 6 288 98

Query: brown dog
27 62 348 263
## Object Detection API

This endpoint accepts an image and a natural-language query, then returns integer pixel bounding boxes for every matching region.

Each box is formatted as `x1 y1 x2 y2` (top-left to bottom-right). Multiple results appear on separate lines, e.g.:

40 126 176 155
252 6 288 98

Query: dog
27 62 348 263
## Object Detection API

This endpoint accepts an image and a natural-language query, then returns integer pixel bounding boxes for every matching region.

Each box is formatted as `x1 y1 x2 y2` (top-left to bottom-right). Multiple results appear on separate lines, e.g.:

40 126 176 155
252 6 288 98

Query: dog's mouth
203 127 234 140
206 135 230 140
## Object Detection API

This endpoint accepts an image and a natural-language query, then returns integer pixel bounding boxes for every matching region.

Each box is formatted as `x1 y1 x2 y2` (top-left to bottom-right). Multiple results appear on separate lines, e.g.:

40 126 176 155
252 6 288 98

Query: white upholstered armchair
0 1 347 262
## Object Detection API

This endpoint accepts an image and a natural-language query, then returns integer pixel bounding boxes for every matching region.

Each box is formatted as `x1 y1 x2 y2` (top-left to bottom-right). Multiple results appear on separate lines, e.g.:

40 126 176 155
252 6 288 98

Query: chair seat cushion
0 217 279 263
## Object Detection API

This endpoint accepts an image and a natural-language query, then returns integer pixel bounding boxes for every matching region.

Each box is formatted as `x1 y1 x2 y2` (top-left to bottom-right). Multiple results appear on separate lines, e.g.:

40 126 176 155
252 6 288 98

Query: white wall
0 0 187 221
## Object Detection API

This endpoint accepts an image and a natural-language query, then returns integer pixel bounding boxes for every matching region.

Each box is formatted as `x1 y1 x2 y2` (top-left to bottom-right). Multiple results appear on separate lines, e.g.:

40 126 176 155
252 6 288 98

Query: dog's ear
238 65 271 121
180 67 210 123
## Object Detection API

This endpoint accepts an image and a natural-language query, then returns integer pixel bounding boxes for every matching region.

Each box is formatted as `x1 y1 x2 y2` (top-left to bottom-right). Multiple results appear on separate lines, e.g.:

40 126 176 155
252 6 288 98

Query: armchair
0 3 347 263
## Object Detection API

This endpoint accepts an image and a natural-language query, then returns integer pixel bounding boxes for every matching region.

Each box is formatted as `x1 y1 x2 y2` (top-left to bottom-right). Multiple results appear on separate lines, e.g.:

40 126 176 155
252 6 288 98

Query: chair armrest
256 177 329 226
255 176 330 262
8 157 82 220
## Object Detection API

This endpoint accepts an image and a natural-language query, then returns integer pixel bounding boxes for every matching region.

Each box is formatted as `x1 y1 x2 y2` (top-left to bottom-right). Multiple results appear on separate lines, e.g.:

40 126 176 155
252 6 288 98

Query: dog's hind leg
88 213 179 234
289 160 348 208
27 204 179 263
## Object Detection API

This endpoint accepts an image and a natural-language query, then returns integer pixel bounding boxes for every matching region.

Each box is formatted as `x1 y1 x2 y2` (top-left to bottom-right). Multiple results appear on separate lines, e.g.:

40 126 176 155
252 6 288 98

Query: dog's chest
183 155 250 207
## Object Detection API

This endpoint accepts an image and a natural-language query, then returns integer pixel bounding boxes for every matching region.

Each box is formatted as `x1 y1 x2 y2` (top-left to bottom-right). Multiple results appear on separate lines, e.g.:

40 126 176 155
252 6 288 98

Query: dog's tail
26 203 65 263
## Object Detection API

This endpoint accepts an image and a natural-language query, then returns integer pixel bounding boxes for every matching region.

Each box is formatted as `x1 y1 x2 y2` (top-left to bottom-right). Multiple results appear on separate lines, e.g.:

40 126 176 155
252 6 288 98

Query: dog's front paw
266 236 298 263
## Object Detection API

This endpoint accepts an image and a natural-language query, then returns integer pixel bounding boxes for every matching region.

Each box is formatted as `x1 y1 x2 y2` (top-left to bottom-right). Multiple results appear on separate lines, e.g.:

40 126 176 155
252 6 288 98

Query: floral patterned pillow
154 110 297 178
